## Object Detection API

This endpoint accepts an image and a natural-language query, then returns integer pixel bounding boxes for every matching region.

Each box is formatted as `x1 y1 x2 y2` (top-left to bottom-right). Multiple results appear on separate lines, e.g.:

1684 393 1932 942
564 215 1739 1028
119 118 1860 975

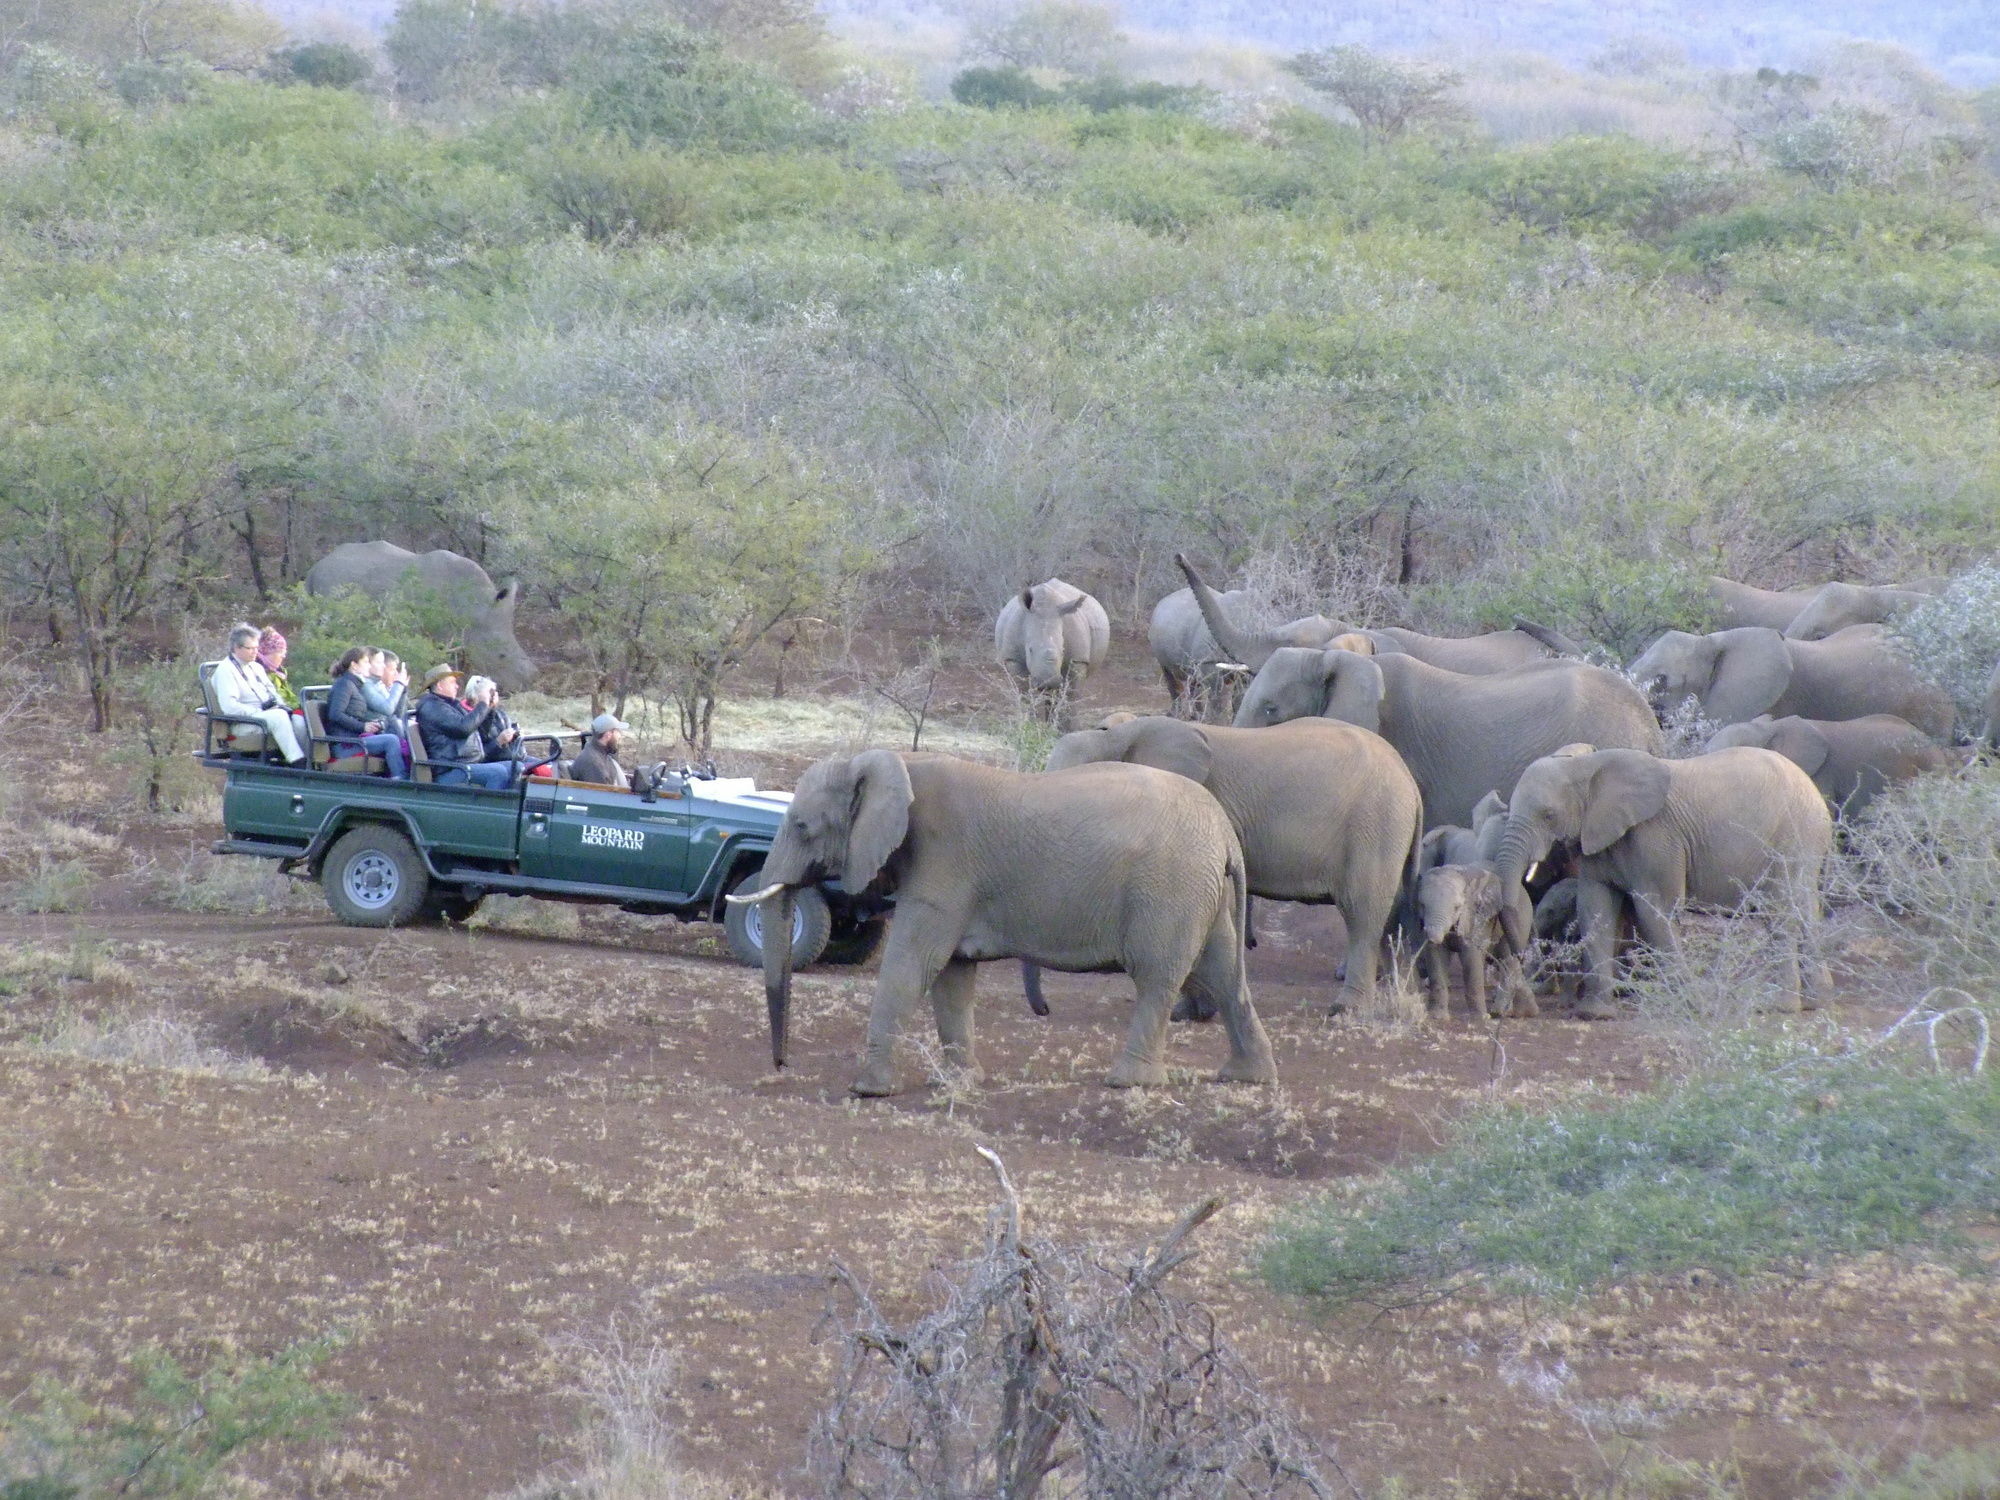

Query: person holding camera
213 623 305 765
326 647 409 779
415 665 512 789
465 675 523 768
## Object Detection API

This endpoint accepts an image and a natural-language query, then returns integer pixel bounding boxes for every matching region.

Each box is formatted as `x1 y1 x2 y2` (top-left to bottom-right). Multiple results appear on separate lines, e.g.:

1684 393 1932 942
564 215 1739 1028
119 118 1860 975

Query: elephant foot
849 1061 900 1097
1214 1051 1277 1085
1494 994 1540 1020
1574 999 1618 1022
1171 995 1217 1023
1325 1000 1348 1019
1105 1055 1168 1088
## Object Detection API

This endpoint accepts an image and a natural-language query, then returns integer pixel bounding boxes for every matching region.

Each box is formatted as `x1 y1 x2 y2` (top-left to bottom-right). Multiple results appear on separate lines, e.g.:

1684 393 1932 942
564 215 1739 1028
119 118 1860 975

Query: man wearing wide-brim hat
568 712 638 790
414 664 513 789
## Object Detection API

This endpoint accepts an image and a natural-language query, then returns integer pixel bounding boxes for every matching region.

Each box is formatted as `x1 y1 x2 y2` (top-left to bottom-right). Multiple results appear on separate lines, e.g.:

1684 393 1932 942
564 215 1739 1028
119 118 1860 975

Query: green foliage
110 655 213 815
960 1 1124 75
951 65 1053 111
274 582 458 690
1286 45 1463 141
1460 135 1741 241
283 41 373 90
572 22 826 150
1263 1054 2000 1306
1427 545 1716 661
1842 766 2000 996
0 1332 350 1497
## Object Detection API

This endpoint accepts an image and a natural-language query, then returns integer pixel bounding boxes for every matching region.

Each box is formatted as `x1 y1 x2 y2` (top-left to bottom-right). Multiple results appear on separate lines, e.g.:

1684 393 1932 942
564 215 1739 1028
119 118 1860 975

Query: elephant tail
1514 617 1588 660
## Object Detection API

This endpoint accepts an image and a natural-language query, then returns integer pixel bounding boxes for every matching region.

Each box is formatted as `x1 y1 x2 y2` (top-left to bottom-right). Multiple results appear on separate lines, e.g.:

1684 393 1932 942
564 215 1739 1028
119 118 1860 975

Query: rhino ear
1124 718 1214 784
493 580 519 613
1058 593 1089 616
1020 586 1037 611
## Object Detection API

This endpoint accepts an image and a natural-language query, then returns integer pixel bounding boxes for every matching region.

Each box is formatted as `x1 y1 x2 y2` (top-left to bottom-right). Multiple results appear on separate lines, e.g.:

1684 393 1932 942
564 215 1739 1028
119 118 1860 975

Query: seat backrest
300 698 332 768
198 661 222 715
406 717 433 784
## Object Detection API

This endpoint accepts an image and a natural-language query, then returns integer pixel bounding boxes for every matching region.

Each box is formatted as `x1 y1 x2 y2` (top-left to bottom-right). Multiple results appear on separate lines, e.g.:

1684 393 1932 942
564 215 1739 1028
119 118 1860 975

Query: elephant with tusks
729 750 1276 1096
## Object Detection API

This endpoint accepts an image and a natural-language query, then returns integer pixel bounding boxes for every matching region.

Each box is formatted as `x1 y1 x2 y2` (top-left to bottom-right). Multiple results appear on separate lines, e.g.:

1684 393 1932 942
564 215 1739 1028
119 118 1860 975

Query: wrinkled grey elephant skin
1705 713 1954 819
1233 646 1664 828
745 750 1276 1096
994 578 1110 725
1705 576 1824 633
1493 746 1833 1018
1044 715 1423 1015
1782 582 1933 642
305 540 536 691
1630 625 1952 737
1416 863 1535 1019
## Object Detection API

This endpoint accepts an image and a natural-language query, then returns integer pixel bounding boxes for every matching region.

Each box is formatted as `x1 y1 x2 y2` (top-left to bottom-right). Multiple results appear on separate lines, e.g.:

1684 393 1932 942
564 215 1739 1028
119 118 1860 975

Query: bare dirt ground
3 635 1998 1497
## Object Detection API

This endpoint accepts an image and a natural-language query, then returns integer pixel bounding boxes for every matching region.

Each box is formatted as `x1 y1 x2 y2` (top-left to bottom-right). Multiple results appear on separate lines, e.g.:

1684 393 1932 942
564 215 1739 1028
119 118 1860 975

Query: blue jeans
361 733 407 779
437 762 513 790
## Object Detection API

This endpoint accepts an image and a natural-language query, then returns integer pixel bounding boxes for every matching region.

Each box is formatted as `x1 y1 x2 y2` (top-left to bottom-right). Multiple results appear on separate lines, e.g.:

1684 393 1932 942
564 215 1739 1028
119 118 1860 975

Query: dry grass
147 850 320 915
27 1006 273 1081
469 894 586 940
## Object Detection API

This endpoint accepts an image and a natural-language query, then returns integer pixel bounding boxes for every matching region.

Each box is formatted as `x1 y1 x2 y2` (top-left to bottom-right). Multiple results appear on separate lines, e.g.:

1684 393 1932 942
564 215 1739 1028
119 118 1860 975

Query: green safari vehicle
197 688 883 969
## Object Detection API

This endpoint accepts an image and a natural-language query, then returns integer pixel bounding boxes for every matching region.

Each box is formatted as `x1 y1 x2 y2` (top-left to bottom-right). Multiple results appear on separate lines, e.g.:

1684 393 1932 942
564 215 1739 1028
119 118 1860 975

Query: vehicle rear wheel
722 872 831 969
819 915 887 966
322 825 430 928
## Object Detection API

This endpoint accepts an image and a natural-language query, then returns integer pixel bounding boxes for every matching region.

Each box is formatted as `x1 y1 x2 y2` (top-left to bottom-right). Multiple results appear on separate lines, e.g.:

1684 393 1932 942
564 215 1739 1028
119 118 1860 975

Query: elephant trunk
760 888 796 1069
1174 553 1274 671
1492 823 1544 956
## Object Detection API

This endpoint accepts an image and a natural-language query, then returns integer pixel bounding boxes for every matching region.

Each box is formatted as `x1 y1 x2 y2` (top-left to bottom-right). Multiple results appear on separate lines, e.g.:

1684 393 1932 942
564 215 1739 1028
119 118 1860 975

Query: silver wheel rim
344 851 401 911
742 897 806 954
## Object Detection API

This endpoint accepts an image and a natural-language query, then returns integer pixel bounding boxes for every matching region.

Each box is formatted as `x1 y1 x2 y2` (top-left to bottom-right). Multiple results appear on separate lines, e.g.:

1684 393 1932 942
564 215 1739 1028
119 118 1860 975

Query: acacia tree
512 421 871 750
1286 45 1462 142
961 0 1123 74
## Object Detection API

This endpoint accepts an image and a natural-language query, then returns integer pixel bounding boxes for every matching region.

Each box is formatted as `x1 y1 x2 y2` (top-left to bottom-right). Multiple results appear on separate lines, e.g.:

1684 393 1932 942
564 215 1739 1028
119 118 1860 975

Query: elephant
1041 715 1424 1015
1706 576 1824 632
1629 624 1953 738
1704 713 1955 819
1148 584 1329 720
994 578 1110 725
1415 863 1535 1019
1492 747 1833 1018
1782 582 1933 641
1232 646 1664 828
1178 553 1583 677
305 541 536 691
729 750 1276 1095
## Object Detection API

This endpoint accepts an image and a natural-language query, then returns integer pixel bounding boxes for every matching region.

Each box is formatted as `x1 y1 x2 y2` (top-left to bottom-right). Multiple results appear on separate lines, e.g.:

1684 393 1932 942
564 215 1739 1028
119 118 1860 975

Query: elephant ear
1705 630 1793 725
841 749 914 895
1765 717 1831 777
1471 790 1507 826
1321 650 1384 732
1418 827 1451 873
1579 750 1672 857
1123 718 1214 784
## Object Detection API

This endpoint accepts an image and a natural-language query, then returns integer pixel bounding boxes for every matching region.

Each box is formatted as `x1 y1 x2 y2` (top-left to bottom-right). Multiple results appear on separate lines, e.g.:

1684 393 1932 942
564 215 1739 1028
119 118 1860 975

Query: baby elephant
1416 863 1538 1019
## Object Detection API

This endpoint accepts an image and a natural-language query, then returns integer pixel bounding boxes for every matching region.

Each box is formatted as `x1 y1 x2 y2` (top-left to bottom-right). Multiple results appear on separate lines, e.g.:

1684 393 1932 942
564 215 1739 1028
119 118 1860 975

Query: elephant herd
739 558 1983 1095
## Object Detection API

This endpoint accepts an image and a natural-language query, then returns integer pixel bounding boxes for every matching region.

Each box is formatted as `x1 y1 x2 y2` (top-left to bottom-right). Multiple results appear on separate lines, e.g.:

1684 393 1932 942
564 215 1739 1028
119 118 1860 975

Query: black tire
819 915 888 966
420 891 483 925
322 825 430 928
722 871 831 969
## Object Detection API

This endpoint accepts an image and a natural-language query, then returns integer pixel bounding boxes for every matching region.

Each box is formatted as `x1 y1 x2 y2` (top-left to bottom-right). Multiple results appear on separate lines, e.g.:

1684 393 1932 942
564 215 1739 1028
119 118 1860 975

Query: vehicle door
518 776 691 895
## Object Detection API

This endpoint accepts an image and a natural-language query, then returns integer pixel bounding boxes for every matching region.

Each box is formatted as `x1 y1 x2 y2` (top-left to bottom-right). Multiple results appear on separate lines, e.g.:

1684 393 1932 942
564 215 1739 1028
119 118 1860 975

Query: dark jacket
414 691 493 767
479 707 524 764
566 739 628 790
325 673 379 739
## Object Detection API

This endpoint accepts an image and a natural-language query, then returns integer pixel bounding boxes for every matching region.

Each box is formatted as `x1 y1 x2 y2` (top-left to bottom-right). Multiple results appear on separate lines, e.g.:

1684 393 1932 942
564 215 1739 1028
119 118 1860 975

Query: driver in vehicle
568 712 648 791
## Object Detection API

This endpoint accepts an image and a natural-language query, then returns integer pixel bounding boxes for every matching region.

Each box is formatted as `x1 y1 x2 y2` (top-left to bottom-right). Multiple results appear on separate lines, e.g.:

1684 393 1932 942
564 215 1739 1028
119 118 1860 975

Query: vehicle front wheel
722 872 831 970
322 825 430 928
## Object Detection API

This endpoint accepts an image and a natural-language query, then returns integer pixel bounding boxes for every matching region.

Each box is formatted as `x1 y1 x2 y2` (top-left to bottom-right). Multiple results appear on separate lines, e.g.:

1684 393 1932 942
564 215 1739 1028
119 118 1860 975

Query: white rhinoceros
304 541 536 691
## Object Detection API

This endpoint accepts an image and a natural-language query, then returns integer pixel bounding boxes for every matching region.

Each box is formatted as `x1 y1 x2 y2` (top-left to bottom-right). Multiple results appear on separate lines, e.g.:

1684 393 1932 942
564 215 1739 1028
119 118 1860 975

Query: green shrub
1891 565 2000 727
951 66 1054 111
284 41 373 90
1423 545 1716 662
575 23 827 152
1263 1054 2000 1306
1461 135 1741 241
1061 74 1208 115
272 581 457 692
526 137 694 241
0 1333 349 1497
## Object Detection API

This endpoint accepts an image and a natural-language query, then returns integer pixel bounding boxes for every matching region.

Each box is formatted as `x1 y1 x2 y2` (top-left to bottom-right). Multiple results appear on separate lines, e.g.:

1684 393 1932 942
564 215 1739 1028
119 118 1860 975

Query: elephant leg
1575 879 1624 1021
1193 918 1275 1086
1422 940 1451 1015
1493 941 1538 1018
1462 936 1488 1019
853 924 953 1097
1628 888 1680 963
927 957 982 1081
1107 973 1175 1088
1337 890 1390 1016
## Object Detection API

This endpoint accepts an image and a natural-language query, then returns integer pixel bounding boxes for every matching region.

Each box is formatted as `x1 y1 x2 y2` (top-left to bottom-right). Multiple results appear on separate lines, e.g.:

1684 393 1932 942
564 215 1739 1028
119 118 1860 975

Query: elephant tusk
725 882 787 906
1523 862 1540 884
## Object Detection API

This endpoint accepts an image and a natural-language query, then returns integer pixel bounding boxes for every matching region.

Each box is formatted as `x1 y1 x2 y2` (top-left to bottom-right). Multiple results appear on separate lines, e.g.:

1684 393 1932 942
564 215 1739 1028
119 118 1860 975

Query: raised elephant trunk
1174 553 1273 671
759 887 796 1069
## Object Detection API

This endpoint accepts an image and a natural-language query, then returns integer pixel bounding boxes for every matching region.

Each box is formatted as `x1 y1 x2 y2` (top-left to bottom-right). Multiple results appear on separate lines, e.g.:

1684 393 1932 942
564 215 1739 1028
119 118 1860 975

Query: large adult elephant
305 541 536 691
1707 576 1823 632
1178 554 1581 676
1492 747 1833 1018
1704 713 1954 819
728 751 1276 1096
1783 582 1933 641
1042 716 1423 1014
1233 647 1664 828
1629 625 1953 738
1148 585 1334 720
994 578 1110 726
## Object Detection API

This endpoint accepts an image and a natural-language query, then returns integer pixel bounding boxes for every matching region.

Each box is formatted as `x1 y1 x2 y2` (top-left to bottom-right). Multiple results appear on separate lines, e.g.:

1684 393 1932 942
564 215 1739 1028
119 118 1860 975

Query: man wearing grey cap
568 712 636 790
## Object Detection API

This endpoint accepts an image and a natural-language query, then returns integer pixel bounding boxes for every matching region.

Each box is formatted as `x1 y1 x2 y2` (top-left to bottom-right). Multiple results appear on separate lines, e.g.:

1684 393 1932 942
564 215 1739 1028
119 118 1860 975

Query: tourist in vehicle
465 675 523 768
568 713 637 790
325 647 409 779
213 623 306 765
415 664 512 789
257 627 302 713
361 648 407 728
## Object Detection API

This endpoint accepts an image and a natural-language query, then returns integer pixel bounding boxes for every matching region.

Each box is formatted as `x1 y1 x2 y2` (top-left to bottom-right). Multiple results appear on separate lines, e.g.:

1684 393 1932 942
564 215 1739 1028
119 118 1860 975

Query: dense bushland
2 4 1998 729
